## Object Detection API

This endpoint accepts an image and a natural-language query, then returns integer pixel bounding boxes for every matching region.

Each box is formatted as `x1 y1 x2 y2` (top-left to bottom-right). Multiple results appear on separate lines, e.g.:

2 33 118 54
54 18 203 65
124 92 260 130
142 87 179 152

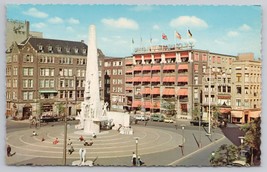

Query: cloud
67 18 80 24
130 5 155 12
239 24 251 31
227 31 239 37
153 25 160 30
48 17 64 24
170 16 208 28
31 22 46 29
101 17 139 30
23 8 48 18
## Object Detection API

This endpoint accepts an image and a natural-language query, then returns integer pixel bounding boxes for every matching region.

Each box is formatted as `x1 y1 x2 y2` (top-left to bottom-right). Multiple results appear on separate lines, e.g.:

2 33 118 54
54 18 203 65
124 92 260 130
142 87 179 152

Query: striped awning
142 66 152 71
134 66 142 71
178 64 188 70
152 65 161 71
132 100 141 108
151 76 160 82
231 111 243 118
163 88 175 95
177 88 188 96
133 77 142 82
163 77 175 82
163 65 175 70
151 87 160 95
141 88 151 94
177 76 188 82
142 77 151 82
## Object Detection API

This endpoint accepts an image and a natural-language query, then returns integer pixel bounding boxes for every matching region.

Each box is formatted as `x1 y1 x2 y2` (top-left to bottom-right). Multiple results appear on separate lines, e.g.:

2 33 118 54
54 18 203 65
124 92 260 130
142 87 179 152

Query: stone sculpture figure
79 148 86 165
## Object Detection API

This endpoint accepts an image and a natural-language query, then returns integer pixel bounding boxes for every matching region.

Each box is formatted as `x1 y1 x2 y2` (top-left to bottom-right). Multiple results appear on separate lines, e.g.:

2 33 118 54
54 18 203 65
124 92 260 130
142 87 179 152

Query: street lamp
179 124 185 156
61 75 68 166
135 138 139 158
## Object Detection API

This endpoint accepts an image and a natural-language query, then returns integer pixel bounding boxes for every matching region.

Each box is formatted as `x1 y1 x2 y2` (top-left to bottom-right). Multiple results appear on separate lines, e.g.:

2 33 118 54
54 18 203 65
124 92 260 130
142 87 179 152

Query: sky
6 4 262 58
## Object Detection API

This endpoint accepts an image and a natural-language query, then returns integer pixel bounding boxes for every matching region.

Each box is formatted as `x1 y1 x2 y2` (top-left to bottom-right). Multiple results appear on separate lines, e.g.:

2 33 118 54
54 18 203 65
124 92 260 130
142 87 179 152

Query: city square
6 118 228 166
4 4 262 167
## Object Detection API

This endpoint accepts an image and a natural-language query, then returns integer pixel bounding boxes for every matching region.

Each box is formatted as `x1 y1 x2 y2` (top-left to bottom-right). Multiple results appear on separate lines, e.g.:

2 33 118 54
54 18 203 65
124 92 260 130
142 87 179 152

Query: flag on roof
175 31 182 40
188 29 193 37
162 33 168 40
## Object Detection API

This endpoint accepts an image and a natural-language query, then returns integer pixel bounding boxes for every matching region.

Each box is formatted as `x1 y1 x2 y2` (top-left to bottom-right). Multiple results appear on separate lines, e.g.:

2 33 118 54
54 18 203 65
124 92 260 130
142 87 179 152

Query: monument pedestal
72 160 93 166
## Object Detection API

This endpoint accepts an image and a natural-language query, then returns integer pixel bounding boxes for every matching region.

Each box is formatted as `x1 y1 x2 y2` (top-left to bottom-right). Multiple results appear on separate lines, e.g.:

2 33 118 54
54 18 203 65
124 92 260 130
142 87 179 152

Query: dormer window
48 46 53 53
74 48 79 54
66 47 71 53
38 45 43 52
82 48 87 55
57 46 62 52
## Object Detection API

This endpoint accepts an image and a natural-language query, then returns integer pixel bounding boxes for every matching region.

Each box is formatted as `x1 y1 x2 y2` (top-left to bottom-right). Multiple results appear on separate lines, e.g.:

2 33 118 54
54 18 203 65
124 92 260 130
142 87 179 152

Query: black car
40 115 60 123
190 120 209 127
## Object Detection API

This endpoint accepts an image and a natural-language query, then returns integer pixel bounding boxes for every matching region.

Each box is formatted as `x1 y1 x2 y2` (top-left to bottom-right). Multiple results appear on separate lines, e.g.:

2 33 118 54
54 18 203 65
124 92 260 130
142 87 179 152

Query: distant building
230 53 261 123
5 37 105 118
6 19 30 51
6 19 43 51
103 57 125 112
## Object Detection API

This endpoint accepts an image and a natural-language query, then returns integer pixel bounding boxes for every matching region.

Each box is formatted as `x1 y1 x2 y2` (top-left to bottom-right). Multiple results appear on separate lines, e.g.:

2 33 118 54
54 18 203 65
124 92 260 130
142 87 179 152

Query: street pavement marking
168 135 226 166
6 125 183 161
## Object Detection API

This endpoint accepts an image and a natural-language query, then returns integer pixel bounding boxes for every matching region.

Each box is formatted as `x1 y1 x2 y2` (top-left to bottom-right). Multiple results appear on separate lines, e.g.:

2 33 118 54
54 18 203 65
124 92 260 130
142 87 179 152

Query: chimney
81 40 84 43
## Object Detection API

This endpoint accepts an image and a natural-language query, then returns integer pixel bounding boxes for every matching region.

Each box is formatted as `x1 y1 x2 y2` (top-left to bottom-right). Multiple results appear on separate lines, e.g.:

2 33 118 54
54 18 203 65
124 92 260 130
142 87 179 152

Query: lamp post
135 138 139 158
62 75 68 165
179 124 185 156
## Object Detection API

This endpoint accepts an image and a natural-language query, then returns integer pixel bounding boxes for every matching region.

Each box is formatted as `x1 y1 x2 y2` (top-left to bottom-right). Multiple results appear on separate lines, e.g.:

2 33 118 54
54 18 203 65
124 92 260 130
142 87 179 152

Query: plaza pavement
6 121 225 166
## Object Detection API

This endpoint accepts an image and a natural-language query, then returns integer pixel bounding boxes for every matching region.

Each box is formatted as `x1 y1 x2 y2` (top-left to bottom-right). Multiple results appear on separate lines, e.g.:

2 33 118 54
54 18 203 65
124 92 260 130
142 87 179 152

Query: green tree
210 144 238 166
162 98 176 116
192 108 200 120
57 102 65 116
241 117 261 165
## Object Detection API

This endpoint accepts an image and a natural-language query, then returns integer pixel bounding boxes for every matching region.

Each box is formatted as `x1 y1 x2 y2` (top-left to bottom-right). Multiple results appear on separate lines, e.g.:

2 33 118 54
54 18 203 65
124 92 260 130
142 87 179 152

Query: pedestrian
144 120 148 126
79 135 84 142
7 145 11 157
137 155 144 166
53 138 59 144
68 146 74 155
32 131 37 136
41 137 45 142
67 138 72 145
92 133 97 138
131 152 137 166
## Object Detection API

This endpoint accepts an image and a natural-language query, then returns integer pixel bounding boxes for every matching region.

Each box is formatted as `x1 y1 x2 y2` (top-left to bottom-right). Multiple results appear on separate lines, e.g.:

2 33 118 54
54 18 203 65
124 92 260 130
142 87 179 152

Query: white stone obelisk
77 25 104 134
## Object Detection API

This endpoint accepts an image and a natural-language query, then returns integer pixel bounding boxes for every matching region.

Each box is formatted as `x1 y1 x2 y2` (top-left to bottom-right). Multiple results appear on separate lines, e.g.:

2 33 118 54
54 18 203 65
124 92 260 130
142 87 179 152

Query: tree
192 108 200 120
210 144 238 166
57 102 65 116
241 117 261 165
162 98 176 116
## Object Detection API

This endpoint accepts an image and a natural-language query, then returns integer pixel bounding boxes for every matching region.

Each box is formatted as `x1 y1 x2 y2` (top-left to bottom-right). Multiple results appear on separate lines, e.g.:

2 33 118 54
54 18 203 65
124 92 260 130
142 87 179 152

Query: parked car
164 118 174 123
40 115 60 123
151 114 164 122
135 115 149 121
231 160 250 167
190 120 209 127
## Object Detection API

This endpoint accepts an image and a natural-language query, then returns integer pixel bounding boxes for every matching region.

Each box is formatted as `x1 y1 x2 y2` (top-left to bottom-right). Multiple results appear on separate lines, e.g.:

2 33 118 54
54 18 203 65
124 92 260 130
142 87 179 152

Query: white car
135 115 149 121
164 118 174 123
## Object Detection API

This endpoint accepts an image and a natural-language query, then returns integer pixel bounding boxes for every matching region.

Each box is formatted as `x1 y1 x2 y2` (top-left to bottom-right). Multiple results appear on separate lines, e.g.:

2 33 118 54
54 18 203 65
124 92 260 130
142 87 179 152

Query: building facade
6 37 105 119
103 57 126 112
230 53 261 123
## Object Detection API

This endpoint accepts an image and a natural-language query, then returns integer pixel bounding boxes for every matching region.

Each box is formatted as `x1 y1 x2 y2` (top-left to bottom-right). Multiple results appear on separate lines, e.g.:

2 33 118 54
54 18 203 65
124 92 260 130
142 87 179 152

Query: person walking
7 145 11 157
131 152 137 166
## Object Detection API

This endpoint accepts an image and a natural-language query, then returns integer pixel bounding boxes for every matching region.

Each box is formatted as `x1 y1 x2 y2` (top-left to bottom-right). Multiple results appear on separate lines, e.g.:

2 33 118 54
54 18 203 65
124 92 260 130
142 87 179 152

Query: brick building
6 37 105 118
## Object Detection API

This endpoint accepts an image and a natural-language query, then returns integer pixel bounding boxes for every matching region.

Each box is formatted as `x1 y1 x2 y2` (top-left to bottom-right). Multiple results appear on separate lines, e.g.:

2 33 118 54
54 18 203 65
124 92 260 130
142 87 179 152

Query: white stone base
72 160 93 166
74 130 109 136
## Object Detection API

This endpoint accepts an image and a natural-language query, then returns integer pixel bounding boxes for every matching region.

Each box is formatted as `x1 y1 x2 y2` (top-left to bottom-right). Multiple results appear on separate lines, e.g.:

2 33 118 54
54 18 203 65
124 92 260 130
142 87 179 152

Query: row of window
105 69 123 75
40 79 54 88
104 61 123 67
